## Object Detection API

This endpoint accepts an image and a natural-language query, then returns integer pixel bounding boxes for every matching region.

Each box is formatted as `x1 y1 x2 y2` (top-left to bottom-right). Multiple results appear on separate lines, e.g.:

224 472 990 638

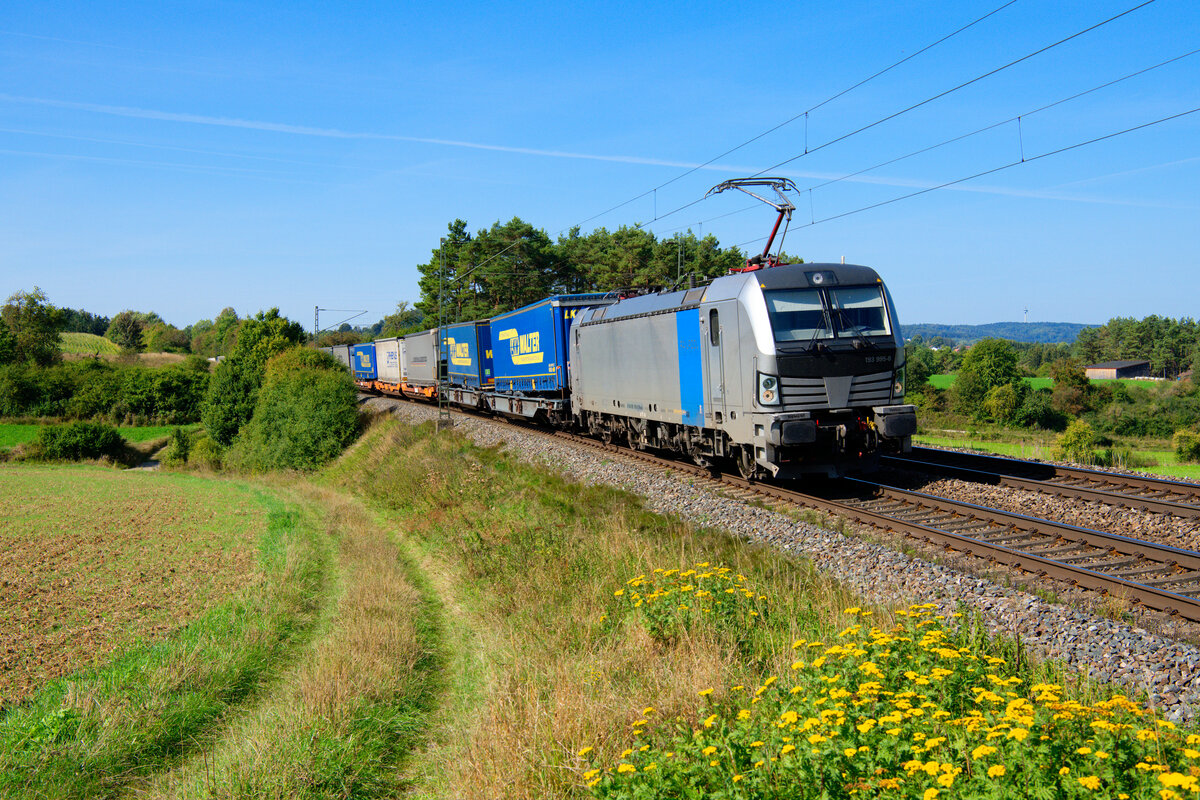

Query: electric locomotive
568 179 915 478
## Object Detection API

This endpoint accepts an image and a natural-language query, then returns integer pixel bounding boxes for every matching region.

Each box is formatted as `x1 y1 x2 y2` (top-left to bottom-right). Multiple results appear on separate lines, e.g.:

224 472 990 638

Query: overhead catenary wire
563 0 1022 233
646 45 1200 239
728 105 1200 252
638 0 1158 232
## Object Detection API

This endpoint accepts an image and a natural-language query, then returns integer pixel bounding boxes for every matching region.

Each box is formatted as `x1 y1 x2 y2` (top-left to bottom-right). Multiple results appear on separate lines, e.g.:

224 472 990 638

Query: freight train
323 259 915 479
323 179 916 479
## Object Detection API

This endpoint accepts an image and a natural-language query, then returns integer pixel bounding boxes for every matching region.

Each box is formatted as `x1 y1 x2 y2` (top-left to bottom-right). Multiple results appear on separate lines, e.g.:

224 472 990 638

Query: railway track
366 395 1200 623
543 428 1200 623
887 446 1200 519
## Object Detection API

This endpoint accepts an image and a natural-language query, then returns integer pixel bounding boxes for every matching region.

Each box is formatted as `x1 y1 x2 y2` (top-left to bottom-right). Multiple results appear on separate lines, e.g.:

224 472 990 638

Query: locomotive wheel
736 447 758 481
600 426 614 445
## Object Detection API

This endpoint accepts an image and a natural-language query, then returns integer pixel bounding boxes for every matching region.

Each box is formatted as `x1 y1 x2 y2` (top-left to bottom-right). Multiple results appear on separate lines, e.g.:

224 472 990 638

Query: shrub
160 427 192 466
188 433 224 470
1053 419 1097 464
225 347 358 471
1175 428 1200 464
34 421 125 461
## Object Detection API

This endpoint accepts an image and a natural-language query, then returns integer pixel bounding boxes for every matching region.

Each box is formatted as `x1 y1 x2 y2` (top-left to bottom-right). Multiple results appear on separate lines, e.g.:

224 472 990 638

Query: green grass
0 470 331 798
0 422 196 451
914 433 1200 481
929 375 1053 391
60 331 119 355
929 374 1168 391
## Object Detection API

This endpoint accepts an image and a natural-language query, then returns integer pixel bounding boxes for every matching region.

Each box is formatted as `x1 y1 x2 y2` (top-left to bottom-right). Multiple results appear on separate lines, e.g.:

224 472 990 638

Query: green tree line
415 218 747 323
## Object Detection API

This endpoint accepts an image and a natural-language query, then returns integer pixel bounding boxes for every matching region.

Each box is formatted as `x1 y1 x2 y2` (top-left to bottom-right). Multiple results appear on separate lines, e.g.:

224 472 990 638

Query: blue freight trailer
490 294 616 394
442 321 493 389
351 342 377 382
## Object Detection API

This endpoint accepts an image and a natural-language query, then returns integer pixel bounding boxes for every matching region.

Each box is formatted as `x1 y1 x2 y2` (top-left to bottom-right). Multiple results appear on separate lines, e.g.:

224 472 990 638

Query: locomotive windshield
764 285 891 342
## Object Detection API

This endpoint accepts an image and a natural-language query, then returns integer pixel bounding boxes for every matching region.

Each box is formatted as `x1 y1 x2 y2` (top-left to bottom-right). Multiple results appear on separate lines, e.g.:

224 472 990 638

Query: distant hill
901 322 1092 344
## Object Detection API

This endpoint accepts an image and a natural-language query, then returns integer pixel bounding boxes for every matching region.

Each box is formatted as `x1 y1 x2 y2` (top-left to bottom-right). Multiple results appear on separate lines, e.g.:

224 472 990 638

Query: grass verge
325 414 1197 799
142 481 443 799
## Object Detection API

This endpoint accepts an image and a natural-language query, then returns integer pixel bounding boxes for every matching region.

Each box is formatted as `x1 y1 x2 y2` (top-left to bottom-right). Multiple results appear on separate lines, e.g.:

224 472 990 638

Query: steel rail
895 446 1200 512
883 453 1200 519
368 393 1200 622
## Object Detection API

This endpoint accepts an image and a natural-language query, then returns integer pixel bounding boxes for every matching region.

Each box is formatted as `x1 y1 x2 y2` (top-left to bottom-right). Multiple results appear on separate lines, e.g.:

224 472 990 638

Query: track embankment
366 396 1200 723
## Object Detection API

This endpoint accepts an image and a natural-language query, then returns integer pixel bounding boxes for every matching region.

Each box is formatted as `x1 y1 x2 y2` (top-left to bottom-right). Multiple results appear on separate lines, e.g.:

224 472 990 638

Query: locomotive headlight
893 365 905 398
758 373 780 406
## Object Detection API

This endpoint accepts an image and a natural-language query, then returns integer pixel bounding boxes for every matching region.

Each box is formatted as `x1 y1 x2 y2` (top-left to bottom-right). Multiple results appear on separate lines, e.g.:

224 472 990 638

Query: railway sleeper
982 531 1044 546
1029 543 1097 559
1086 556 1141 571
1142 570 1200 588
1112 564 1174 580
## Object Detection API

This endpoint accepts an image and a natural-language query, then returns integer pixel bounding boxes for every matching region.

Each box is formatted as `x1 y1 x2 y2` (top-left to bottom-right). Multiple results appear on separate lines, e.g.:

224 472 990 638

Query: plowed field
0 465 268 709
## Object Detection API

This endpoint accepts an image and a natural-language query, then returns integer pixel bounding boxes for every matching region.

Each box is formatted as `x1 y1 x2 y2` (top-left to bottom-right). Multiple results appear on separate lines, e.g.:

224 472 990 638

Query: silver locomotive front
701 262 916 478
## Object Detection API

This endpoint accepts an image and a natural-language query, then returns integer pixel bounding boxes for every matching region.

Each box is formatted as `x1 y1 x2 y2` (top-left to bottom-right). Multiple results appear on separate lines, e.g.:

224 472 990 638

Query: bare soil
0 466 267 710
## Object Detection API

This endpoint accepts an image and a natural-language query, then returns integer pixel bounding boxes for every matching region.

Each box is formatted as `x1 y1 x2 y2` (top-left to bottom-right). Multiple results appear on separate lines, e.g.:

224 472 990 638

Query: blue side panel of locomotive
443 321 493 388
492 294 613 393
675 307 704 427
351 343 377 381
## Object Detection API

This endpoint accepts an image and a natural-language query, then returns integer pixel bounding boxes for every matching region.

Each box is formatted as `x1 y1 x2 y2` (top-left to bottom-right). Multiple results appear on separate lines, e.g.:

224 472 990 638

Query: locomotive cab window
827 286 890 337
709 309 720 346
765 285 890 342
763 289 829 342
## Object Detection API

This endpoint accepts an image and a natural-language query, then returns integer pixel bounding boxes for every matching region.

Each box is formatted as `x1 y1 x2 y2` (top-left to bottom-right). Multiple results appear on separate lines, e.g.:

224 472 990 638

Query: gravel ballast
365 397 1200 723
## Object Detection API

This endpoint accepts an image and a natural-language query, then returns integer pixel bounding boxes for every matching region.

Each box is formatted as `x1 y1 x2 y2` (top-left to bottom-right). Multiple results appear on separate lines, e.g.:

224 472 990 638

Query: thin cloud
1 94 1188 210
0 93 719 168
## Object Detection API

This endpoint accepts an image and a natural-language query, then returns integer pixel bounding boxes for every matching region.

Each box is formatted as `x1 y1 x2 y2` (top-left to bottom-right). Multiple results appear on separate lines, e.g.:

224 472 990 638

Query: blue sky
1 0 1197 330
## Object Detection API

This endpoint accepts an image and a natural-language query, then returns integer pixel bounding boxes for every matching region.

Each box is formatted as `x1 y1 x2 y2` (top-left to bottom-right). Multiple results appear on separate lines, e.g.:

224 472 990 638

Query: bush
160 427 192 466
188 433 224 470
1175 428 1200 463
34 421 125 461
225 347 358 471
1053 419 1097 464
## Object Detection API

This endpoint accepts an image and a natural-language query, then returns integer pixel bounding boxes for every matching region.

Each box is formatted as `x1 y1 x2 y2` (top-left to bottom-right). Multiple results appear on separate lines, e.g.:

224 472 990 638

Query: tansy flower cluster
614 564 769 647
584 586 1200 799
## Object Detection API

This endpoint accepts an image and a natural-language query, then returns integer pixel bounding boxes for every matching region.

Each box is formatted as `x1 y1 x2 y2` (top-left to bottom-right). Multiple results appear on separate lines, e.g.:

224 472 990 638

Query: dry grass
143 480 437 799
325 417 875 799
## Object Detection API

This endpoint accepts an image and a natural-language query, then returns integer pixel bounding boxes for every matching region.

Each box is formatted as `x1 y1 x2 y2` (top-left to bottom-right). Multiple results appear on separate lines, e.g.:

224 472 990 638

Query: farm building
1085 360 1151 380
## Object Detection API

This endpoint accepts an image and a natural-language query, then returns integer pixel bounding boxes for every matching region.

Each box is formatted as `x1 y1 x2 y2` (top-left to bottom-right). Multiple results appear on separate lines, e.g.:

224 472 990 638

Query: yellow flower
709 760 719 767
620 748 633 758
702 746 717 756
937 773 955 788
1006 728 1029 741
704 714 718 728
1077 775 1101 790
733 774 743 783
857 719 876 733
988 765 1006 778
1076 747 1092 755
617 763 636 774
844 748 857 757
1060 767 1071 776
971 745 997 760
738 709 752 720
781 744 796 754
808 734 828 745
578 747 593 756
699 688 714 697
751 741 764 748
924 789 939 800
643 706 655 715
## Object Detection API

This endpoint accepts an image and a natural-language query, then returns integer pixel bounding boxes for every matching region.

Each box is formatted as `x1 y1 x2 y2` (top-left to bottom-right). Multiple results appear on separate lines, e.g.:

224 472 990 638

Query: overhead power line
564 0 1021 232
729 105 1200 251
638 0 1158 232
646 45 1199 238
